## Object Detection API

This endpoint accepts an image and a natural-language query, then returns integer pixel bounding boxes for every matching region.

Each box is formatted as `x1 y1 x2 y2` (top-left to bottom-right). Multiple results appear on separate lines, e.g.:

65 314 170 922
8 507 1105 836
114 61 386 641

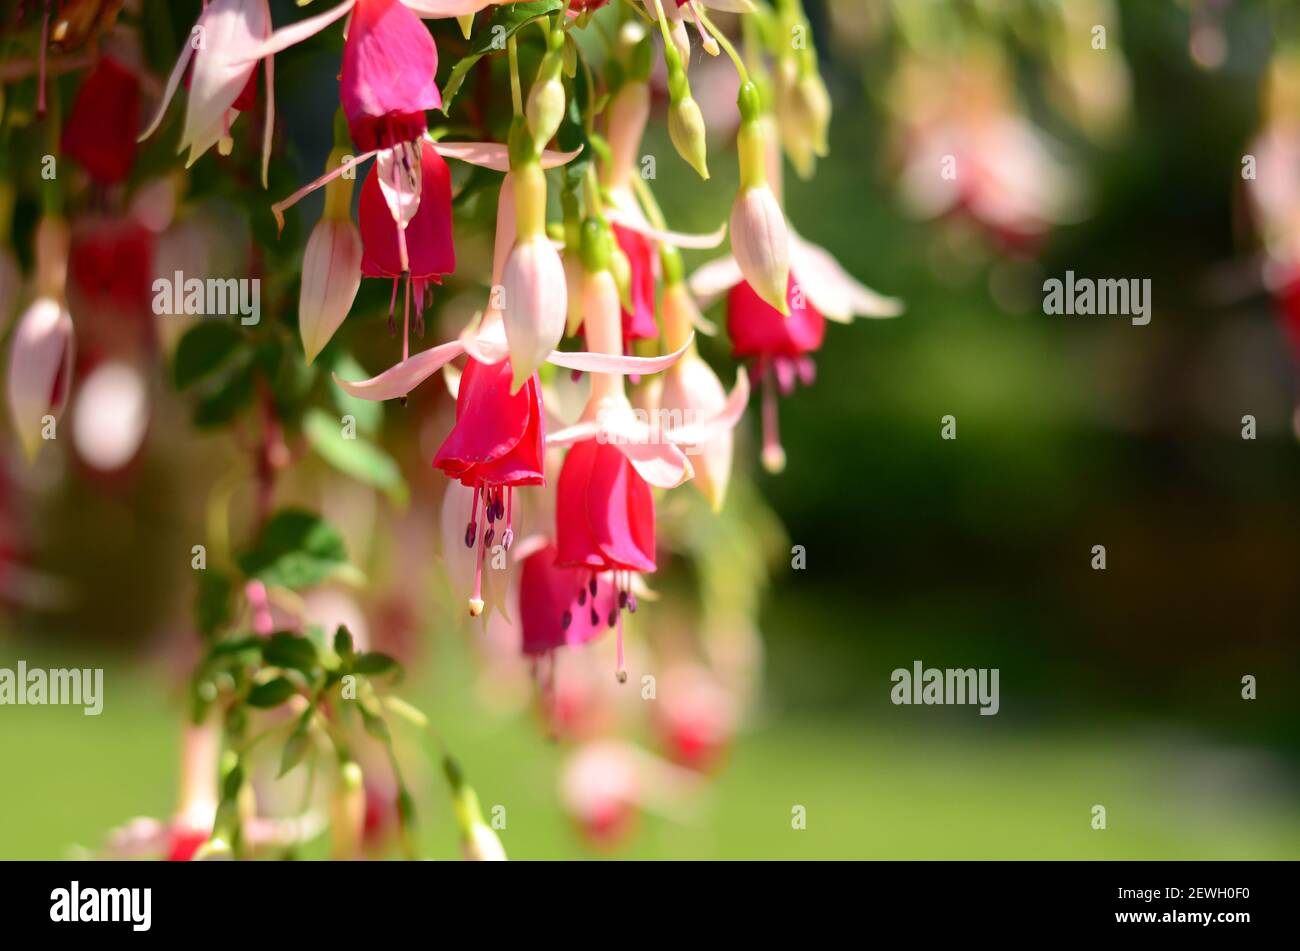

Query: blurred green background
2 0 1299 859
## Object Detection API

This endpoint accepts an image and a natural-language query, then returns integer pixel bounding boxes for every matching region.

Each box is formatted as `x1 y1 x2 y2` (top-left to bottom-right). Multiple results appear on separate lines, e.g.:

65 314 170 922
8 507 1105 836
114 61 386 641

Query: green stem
696 9 750 86
508 35 523 116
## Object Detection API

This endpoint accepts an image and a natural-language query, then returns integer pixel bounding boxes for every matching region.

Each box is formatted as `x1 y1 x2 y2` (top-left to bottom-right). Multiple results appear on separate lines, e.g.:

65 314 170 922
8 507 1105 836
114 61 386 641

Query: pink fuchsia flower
519 541 621 657
237 0 494 146
62 54 140 184
139 0 276 186
340 0 442 151
690 230 900 472
652 664 738 773
559 740 703 850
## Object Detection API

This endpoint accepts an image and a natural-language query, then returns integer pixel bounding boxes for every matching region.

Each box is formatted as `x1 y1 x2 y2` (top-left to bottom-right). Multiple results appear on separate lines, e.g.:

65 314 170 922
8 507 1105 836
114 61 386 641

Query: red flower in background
63 55 140 184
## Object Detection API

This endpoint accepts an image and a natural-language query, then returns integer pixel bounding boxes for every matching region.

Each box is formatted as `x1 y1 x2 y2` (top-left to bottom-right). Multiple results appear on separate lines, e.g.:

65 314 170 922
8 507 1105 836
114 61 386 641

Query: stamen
465 483 481 549
469 515 486 617
561 610 572 631
615 605 627 684
761 365 787 474
402 273 412 364
387 278 399 336
501 488 514 550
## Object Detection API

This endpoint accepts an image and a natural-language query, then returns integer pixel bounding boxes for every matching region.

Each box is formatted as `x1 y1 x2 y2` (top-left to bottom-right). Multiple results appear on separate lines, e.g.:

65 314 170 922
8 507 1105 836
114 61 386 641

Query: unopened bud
526 76 566 148
669 95 709 180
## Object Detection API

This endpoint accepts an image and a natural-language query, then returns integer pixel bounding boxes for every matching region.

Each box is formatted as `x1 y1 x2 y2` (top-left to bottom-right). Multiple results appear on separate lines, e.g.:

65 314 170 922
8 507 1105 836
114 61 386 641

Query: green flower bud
669 95 710 180
526 76 566 148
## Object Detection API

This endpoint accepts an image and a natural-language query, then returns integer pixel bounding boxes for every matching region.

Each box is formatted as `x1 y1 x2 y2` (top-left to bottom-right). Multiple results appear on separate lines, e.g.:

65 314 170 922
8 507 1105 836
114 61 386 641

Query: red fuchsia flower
358 138 455 346
690 114 901 471
519 541 620 657
545 248 748 677
62 54 140 184
139 0 276 186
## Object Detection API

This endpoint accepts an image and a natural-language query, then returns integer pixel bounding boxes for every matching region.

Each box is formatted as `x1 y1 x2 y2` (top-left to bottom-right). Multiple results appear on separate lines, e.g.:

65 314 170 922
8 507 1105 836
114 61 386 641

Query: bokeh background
1 0 1299 858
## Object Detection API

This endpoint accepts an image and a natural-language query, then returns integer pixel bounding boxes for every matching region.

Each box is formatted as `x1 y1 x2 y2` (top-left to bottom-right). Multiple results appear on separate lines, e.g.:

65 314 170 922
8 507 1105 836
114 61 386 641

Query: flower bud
299 218 363 364
526 76 566 148
797 69 832 157
7 297 74 462
669 95 709 180
502 235 567 392
445 756 507 861
330 760 366 861
661 351 733 511
774 57 816 180
730 185 791 315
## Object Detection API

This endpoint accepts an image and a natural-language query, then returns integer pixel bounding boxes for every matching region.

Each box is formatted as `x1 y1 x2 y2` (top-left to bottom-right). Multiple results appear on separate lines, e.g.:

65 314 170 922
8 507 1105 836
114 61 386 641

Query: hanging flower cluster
0 0 897 858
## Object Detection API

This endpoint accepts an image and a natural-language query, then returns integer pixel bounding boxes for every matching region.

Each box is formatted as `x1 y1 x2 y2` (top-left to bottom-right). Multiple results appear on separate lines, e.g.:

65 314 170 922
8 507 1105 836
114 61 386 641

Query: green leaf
441 0 564 111
329 353 382 436
195 571 233 640
207 635 264 664
247 676 297 709
174 322 244 389
263 632 319 673
192 361 256 429
303 408 409 507
238 508 350 591
359 705 390 743
278 712 314 778
334 625 355 661
353 652 400 678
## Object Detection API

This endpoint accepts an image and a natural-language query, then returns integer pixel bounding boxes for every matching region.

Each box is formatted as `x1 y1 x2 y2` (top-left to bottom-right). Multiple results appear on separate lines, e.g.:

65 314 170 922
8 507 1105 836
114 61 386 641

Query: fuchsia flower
519 542 620 657
63 54 140 184
140 0 275 186
358 138 455 338
691 230 901 472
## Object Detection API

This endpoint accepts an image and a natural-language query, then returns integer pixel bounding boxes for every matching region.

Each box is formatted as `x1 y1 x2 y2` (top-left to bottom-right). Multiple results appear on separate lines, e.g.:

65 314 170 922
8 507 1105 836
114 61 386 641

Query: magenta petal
341 0 441 151
519 543 615 656
727 274 825 360
612 224 658 341
585 442 656 573
433 358 545 487
555 440 606 570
